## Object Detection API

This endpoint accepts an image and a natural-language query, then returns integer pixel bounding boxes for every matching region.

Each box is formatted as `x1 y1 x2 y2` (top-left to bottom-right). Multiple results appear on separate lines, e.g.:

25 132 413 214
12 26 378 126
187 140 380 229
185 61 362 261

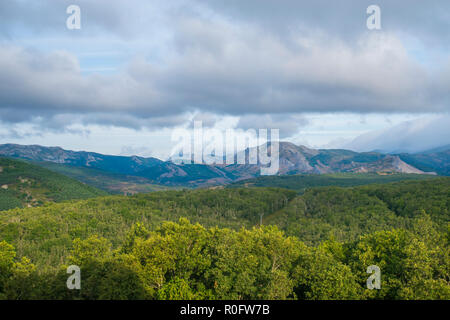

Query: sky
0 0 449 159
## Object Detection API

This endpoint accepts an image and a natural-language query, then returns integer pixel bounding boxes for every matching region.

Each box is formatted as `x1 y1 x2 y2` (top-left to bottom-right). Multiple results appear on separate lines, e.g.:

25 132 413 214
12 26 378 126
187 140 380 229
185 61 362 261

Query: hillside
397 148 450 176
264 178 449 245
229 172 438 192
35 161 177 195
0 157 108 211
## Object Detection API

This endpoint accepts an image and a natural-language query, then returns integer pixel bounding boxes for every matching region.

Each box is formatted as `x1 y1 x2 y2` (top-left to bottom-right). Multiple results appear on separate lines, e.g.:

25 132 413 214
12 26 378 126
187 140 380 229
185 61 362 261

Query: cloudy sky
0 0 449 159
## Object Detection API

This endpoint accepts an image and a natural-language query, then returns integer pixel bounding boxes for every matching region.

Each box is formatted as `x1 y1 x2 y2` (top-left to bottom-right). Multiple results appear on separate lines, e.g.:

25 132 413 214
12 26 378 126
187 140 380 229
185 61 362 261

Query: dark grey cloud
0 47 183 124
0 0 133 38
75 113 189 130
190 113 222 129
197 0 450 48
2 1 449 46
0 0 179 39
237 114 308 138
0 31 448 131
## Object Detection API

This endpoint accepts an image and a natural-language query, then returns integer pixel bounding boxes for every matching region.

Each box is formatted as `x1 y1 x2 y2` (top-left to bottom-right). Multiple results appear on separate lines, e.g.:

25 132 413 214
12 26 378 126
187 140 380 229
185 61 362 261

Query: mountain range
0 142 447 188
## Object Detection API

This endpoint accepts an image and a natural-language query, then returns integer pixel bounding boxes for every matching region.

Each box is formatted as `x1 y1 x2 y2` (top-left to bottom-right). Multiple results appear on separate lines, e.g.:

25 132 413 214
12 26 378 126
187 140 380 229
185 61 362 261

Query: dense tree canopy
0 157 107 211
0 178 448 300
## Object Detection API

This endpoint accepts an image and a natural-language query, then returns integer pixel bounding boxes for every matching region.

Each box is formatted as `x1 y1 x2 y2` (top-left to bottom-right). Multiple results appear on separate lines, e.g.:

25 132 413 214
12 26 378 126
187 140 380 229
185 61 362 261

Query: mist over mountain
343 115 450 154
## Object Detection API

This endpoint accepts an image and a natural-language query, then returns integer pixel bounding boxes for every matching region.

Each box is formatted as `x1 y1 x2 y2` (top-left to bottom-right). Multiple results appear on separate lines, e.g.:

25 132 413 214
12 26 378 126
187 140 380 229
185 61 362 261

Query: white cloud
343 114 450 153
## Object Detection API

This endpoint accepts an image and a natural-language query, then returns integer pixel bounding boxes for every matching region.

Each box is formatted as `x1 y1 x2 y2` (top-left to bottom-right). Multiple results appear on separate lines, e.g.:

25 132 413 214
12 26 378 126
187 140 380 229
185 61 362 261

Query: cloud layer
1 30 448 128
0 0 448 151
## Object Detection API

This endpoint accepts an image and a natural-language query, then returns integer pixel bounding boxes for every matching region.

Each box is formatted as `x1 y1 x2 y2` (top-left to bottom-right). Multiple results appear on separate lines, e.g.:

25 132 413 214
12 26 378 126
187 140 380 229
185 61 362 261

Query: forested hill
263 177 449 244
0 187 296 268
0 178 448 299
0 157 108 211
34 161 176 195
229 172 437 192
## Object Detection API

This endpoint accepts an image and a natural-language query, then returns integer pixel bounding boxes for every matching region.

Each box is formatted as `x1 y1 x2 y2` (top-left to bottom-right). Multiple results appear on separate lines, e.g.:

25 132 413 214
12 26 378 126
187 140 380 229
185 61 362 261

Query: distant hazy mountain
417 144 450 154
0 142 444 187
396 148 450 176
0 144 163 175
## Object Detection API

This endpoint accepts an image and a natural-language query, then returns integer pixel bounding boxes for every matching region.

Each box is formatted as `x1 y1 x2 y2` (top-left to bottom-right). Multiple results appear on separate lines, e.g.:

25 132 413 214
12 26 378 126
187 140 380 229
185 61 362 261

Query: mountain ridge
0 142 444 187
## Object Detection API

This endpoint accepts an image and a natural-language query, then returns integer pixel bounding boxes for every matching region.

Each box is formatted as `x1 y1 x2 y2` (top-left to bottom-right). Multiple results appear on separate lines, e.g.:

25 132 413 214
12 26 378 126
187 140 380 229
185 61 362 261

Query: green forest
34 161 175 195
0 158 107 211
229 172 437 192
0 176 448 300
